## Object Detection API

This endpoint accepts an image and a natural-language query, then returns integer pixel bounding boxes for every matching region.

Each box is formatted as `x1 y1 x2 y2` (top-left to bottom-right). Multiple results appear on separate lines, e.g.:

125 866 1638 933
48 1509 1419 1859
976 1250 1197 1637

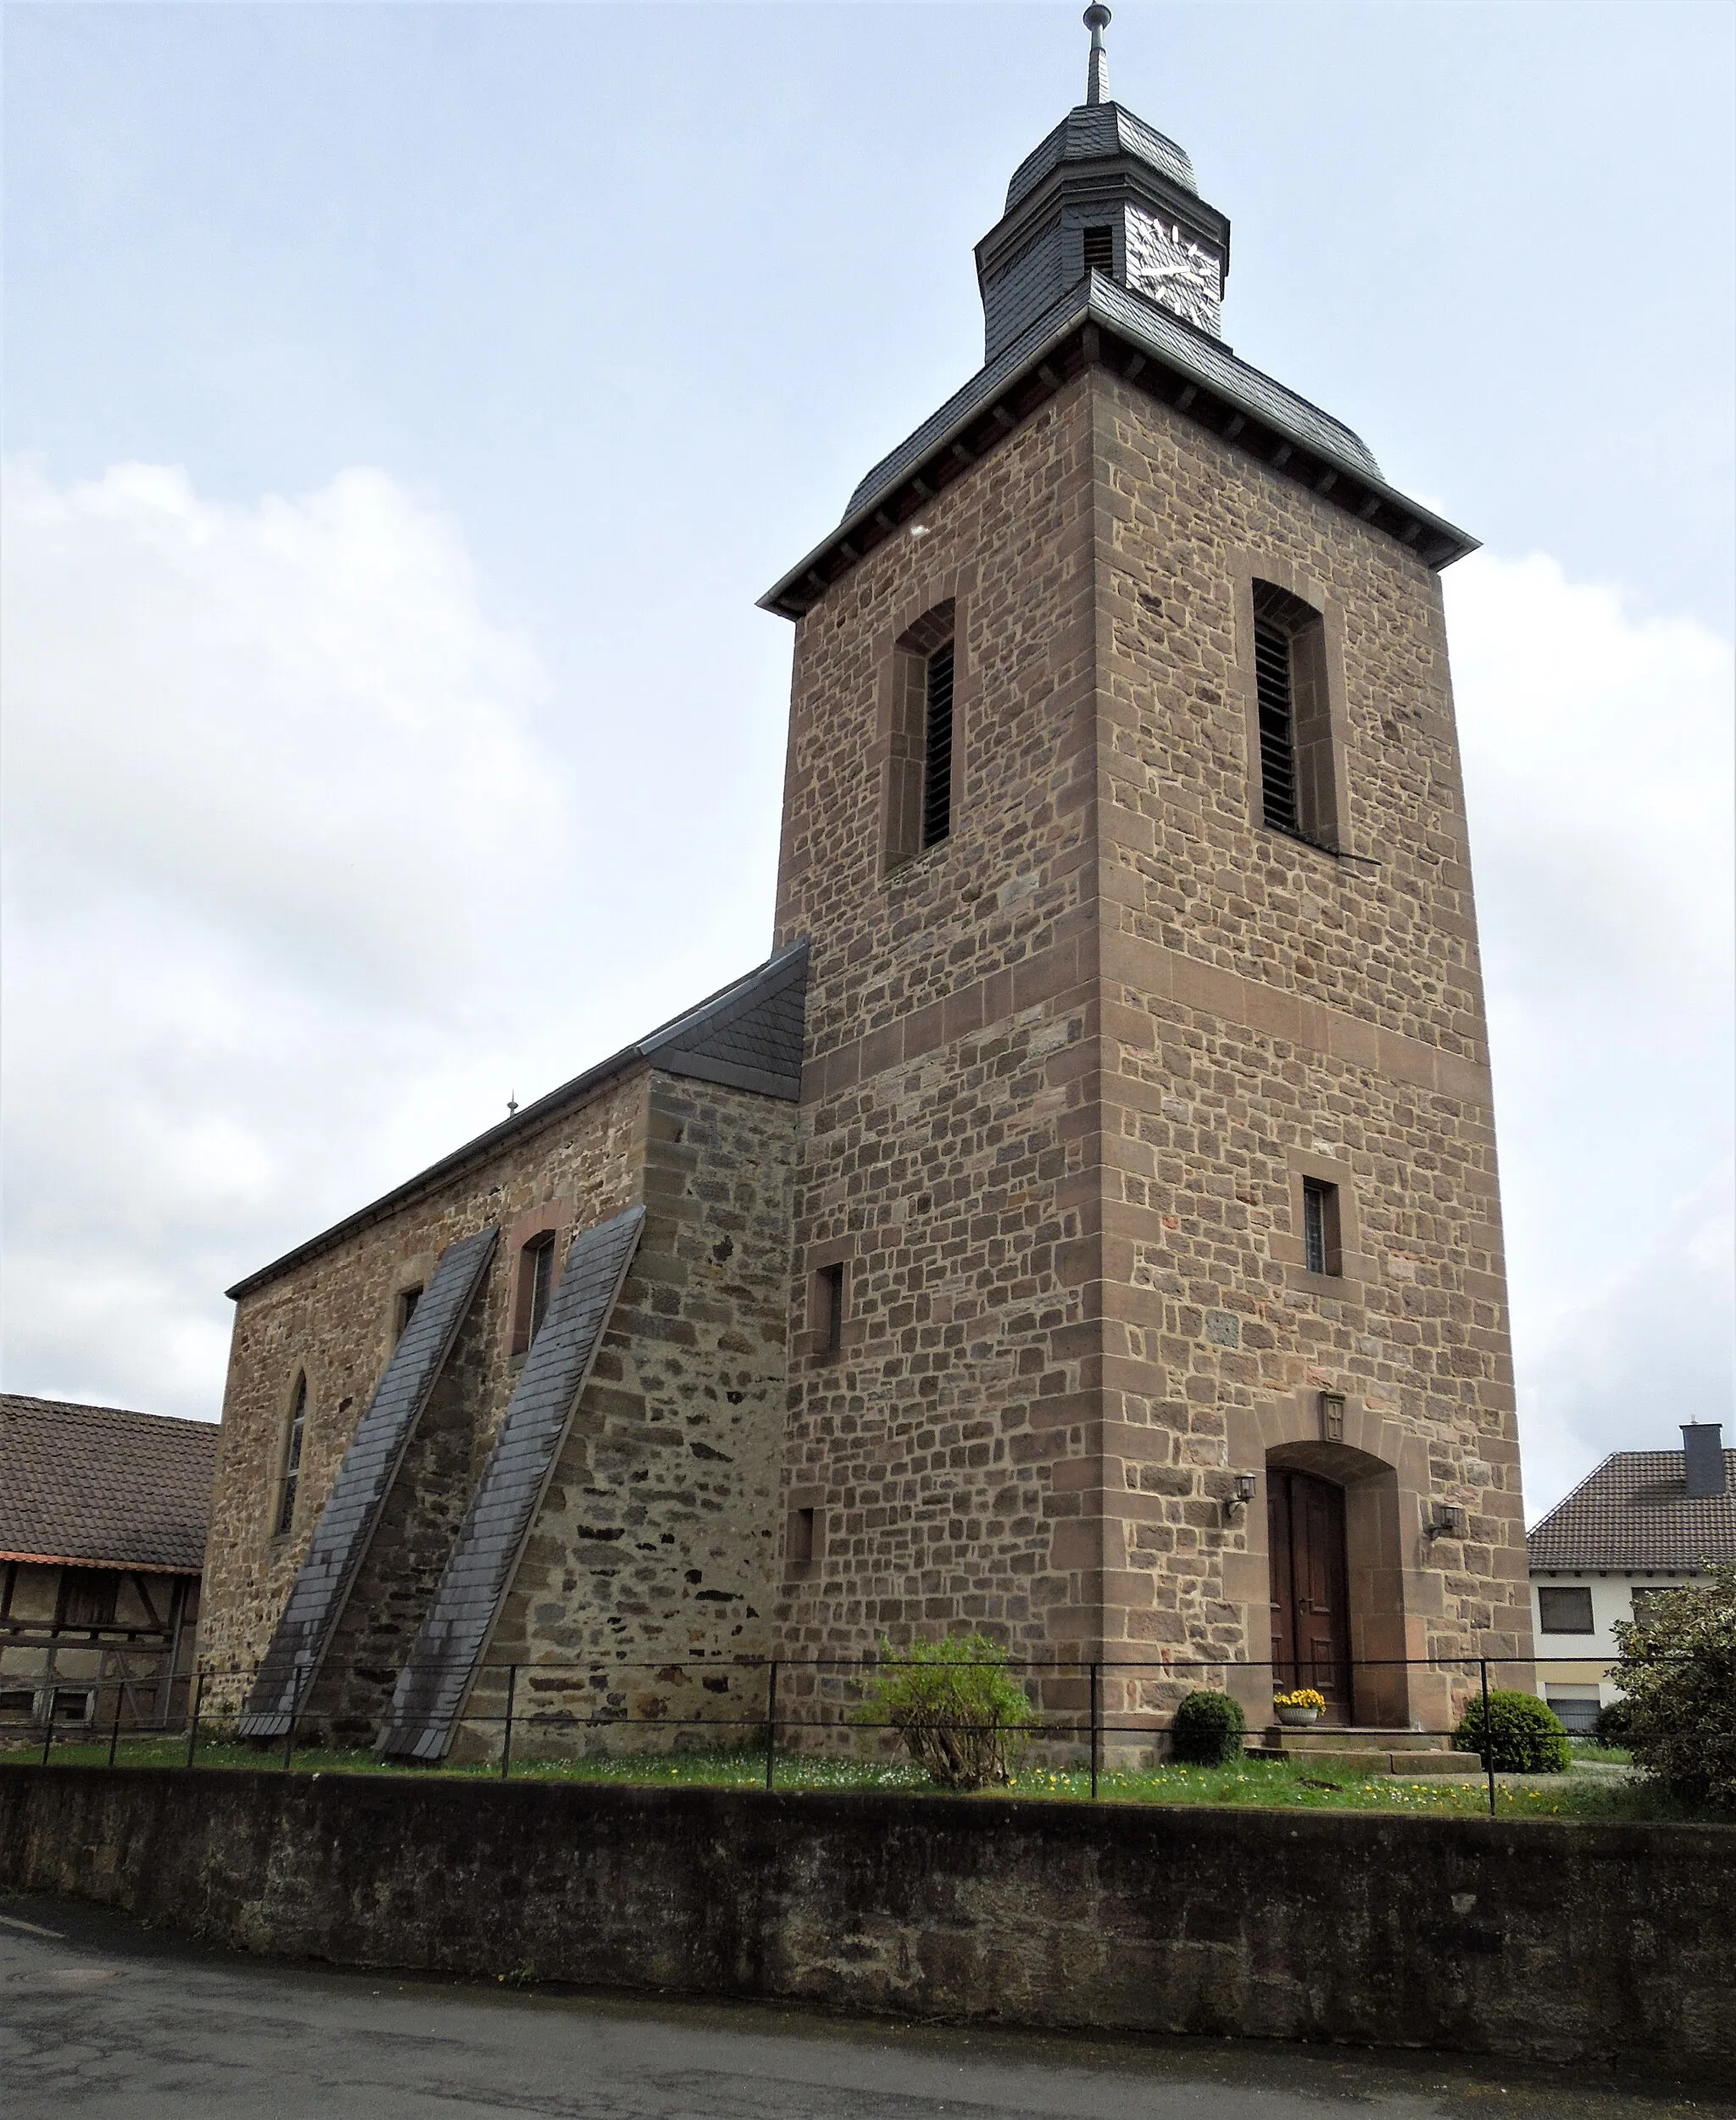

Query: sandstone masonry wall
769 361 1528 1718
200 1072 651 1688
466 1075 795 1756
1088 376 1527 1723
774 386 1109 1682
201 1064 797 1748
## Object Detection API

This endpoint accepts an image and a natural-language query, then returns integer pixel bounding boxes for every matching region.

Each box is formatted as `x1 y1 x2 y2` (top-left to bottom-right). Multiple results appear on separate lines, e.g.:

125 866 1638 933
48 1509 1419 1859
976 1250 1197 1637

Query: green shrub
1592 1698 1633 1749
1455 1689 1571 1772
854 1634 1032 1790
1610 1563 1736 1810
1170 1689 1247 1766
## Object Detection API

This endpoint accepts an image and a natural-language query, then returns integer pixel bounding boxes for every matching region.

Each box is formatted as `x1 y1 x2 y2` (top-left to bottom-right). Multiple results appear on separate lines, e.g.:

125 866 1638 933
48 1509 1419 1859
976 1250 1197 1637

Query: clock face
1126 214 1222 335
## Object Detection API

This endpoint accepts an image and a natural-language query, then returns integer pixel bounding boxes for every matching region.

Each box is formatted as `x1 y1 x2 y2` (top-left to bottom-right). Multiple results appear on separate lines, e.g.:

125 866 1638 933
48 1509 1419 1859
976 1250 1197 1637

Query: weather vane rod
1084 4 1111 106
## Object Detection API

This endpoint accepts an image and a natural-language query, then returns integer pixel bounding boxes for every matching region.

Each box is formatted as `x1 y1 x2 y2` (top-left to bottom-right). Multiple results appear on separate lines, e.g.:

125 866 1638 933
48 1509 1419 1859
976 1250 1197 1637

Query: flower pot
1275 1705 1321 1728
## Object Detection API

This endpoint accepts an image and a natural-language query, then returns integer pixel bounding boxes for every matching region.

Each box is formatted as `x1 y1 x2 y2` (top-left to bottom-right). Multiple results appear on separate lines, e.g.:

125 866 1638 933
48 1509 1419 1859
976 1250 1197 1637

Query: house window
1630 1587 1677 1627
789 1506 816 1568
1251 581 1336 847
276 1375 307 1535
50 1689 95 1725
1301 1178 1341 1277
921 643 955 849
817 1260 846 1355
513 1232 558 1355
0 1689 36 1717
1538 1585 1594 1634
396 1286 423 1340
1544 1690 1601 1734
1082 223 1115 275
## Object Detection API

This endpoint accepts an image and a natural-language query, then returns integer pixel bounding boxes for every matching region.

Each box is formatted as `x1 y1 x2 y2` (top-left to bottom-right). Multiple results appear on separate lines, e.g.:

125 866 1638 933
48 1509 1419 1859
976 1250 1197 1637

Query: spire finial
1083 4 1111 106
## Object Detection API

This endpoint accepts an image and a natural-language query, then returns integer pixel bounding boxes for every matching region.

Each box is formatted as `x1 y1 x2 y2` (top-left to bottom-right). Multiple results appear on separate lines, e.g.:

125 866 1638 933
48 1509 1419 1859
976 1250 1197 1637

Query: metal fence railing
0 1647 1645 1817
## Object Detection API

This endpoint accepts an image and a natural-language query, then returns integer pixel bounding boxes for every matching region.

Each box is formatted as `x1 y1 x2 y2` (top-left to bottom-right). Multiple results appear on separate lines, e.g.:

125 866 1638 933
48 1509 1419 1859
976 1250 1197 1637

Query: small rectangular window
0 1689 36 1717
789 1506 815 1568
396 1286 423 1340
1544 1691 1600 1734
1629 1588 1676 1627
50 1688 95 1725
1538 1586 1595 1635
1301 1178 1340 1277
818 1261 845 1355
921 643 954 849
1082 223 1115 275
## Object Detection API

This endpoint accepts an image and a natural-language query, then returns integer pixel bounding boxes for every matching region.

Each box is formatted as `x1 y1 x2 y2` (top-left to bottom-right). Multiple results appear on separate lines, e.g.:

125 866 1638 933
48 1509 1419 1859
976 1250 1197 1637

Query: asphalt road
2 1895 1728 2120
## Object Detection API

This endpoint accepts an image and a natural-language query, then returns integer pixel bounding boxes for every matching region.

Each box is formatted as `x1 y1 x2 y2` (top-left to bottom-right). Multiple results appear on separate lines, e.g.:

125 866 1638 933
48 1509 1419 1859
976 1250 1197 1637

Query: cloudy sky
3 1 1731 1517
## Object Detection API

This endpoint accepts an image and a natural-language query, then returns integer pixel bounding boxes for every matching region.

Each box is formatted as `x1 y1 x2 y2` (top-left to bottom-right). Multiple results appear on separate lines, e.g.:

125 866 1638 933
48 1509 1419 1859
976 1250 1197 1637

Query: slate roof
379 1205 645 1761
1527 1450 1736 1572
844 275 1382 524
227 941 808 1300
0 1395 218 1573
767 276 1473 620
236 1226 499 1736
1005 102 1198 209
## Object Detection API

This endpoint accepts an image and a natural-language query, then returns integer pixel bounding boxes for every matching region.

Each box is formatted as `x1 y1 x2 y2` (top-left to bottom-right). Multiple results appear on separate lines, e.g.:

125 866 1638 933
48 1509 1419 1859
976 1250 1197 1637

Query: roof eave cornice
760 286 1476 620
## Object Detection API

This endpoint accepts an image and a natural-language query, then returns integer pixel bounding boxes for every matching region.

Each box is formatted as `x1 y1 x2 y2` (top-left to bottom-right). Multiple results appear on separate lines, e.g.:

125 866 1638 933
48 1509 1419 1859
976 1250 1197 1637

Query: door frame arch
1227 1393 1428 1730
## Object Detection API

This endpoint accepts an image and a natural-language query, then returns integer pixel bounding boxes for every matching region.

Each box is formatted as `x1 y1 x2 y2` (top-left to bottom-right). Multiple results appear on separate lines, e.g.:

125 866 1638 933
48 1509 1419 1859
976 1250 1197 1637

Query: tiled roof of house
1527 1449 1736 1572
0 1394 218 1573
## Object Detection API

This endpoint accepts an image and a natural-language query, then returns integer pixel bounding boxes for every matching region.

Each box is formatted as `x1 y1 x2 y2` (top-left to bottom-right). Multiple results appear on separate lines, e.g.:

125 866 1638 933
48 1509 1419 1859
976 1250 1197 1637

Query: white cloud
1 460 570 1415
1444 552 1734 1514
2 459 559 1004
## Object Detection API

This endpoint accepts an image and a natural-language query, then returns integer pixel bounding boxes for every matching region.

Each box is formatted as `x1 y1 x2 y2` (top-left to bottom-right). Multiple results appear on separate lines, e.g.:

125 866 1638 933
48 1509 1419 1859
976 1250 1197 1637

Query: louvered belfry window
921 642 955 849
1255 620 1299 835
1082 223 1115 275
886 601 956 873
1250 579 1334 847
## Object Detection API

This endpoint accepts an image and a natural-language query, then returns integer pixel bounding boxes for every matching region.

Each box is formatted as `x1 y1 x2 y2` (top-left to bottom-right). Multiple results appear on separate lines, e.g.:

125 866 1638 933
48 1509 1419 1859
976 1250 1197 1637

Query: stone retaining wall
2 1767 1731 2074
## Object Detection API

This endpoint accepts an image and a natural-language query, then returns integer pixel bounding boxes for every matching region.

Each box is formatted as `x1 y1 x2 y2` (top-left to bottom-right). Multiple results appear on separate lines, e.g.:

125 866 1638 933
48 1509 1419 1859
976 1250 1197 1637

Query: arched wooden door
1268 1468 1352 1721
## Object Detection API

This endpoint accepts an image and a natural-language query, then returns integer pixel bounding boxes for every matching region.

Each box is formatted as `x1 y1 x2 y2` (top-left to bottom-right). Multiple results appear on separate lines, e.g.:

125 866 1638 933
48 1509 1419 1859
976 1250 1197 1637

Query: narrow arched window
921 642 954 850
884 601 957 871
1251 580 1337 848
276 1376 307 1535
512 1232 558 1355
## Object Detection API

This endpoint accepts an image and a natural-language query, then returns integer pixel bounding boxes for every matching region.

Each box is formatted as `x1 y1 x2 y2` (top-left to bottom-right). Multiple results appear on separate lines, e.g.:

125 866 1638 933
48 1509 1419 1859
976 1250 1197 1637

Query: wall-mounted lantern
1224 1472 1258 1522
1425 1500 1467 1540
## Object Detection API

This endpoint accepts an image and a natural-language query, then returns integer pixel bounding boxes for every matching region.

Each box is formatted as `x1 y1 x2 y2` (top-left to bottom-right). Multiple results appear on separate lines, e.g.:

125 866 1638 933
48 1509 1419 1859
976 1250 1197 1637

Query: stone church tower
198 14 1530 1758
764 8 1531 1732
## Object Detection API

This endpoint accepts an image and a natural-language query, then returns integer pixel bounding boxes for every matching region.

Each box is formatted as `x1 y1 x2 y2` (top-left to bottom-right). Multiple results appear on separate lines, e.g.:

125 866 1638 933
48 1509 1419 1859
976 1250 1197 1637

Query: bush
1592 1698 1634 1749
1455 1689 1571 1773
1170 1689 1248 1766
1610 1563 1736 1810
854 1634 1031 1790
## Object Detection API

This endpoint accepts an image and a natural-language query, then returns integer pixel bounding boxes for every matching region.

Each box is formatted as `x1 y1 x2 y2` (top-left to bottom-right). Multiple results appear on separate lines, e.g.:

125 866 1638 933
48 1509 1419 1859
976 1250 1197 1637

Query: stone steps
1246 1726 1484 1776
1247 1744 1487 1776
